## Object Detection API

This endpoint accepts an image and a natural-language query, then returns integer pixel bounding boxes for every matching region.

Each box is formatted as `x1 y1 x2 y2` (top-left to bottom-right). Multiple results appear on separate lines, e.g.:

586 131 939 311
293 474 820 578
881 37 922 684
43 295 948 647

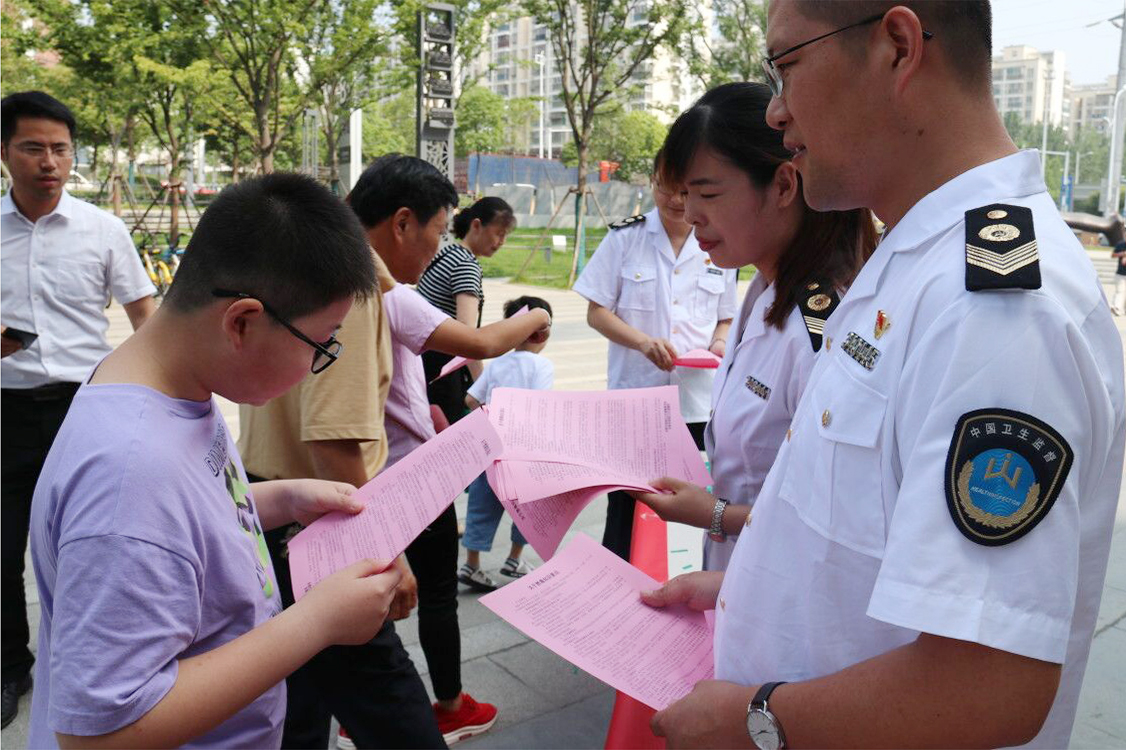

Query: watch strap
751 681 787 708
708 497 729 542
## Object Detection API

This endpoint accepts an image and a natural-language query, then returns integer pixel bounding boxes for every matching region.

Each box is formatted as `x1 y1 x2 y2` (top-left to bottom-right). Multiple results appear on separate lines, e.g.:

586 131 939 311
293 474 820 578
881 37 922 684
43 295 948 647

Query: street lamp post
1104 85 1126 216
535 52 546 160
1040 67 1054 179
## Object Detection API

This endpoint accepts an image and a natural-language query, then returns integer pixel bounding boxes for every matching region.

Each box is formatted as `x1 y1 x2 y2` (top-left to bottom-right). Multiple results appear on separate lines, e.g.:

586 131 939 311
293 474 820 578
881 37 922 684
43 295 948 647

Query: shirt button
786 428 792 441
674 268 681 275
824 336 832 350
673 298 679 305
634 272 641 280
672 327 680 335
821 409 832 427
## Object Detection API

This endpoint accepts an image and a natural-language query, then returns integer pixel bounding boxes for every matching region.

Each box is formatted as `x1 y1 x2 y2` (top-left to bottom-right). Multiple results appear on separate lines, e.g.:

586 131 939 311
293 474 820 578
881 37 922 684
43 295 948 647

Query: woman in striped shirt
419 196 516 423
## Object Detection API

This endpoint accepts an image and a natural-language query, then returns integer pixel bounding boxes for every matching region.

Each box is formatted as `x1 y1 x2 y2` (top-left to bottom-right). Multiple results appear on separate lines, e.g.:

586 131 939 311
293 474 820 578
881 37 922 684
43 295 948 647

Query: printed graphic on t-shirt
223 456 276 601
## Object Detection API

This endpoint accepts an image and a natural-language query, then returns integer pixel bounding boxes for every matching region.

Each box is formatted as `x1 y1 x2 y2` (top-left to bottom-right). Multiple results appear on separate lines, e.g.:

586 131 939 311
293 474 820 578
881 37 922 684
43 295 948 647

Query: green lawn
481 226 611 288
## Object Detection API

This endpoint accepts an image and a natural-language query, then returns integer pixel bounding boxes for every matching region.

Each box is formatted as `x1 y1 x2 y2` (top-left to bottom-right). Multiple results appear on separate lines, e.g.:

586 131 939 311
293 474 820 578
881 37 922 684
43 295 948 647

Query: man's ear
219 298 265 352
773 162 802 209
880 6 927 96
393 206 414 242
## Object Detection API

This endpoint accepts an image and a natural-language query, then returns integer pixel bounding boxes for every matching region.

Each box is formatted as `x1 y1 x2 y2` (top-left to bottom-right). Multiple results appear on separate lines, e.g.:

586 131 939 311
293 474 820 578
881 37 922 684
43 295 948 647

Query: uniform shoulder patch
944 408 1072 546
608 214 645 230
798 280 839 351
964 203 1040 291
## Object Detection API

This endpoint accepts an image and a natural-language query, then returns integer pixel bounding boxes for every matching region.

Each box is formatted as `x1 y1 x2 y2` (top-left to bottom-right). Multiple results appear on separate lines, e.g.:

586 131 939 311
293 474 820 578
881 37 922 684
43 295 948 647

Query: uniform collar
731 272 771 352
877 150 1044 255
845 150 1045 305
0 188 75 222
643 207 702 265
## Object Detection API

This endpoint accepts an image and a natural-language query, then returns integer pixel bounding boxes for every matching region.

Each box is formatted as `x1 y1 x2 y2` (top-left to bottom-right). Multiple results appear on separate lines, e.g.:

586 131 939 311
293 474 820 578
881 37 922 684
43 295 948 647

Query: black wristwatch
746 681 787 750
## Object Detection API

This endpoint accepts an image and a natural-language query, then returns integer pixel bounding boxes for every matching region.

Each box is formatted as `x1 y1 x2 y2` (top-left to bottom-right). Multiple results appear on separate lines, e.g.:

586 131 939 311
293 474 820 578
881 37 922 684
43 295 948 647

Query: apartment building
1070 74 1118 135
992 45 1070 130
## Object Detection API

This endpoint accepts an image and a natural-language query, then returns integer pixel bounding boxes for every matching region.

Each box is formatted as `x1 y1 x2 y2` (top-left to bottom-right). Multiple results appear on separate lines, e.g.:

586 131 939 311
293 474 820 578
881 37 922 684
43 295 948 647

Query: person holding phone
1 91 156 729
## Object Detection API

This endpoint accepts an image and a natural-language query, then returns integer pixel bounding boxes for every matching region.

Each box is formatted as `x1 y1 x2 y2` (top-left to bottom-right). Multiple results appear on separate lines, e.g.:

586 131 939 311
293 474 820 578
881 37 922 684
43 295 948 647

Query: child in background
459 296 554 591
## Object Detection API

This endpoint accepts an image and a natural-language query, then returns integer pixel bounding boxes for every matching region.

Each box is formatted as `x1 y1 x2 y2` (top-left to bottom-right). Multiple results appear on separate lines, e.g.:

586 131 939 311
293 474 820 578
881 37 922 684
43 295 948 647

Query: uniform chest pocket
619 266 657 311
779 358 889 557
693 273 725 322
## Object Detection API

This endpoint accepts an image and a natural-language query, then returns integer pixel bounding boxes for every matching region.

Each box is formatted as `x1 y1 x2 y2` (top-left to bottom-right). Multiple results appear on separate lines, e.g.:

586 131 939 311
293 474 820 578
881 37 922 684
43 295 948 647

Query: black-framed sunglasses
761 12 934 98
212 289 343 374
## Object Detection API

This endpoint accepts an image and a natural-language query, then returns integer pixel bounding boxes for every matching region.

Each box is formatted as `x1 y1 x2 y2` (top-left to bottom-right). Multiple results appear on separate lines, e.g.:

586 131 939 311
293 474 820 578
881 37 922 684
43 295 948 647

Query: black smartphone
2 327 38 349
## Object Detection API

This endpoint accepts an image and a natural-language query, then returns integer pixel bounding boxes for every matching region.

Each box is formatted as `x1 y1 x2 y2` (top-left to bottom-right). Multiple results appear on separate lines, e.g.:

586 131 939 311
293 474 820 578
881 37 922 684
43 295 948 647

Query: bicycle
139 245 177 297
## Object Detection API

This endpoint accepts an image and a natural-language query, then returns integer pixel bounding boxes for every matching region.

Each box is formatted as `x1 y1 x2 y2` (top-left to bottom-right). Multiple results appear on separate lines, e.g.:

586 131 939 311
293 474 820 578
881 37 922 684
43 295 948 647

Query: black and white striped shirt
417 242 484 322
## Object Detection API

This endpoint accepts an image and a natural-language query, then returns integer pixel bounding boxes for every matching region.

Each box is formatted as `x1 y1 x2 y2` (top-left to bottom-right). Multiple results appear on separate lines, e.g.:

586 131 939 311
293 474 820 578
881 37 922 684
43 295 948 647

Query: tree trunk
325 118 340 193
168 155 182 247
568 140 590 287
91 143 100 186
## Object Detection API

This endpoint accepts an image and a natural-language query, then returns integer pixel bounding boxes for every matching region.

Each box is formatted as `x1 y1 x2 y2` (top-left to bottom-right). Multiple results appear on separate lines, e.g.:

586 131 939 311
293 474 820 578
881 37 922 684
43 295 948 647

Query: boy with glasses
238 154 457 749
643 2 1125 748
26 173 403 748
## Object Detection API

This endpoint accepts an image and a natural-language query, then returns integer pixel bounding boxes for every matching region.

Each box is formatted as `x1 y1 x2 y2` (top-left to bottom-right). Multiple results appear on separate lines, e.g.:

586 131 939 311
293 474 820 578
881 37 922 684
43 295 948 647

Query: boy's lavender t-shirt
383 284 449 466
27 384 285 749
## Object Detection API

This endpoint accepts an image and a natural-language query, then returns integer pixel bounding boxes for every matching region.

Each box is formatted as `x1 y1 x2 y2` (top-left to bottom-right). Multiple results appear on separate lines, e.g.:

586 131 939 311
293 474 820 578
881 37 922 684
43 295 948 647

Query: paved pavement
3 270 1125 749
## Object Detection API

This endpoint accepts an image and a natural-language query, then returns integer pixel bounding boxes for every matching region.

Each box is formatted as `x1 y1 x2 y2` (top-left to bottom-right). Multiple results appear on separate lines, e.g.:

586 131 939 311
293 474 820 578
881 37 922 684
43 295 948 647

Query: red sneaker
336 727 355 749
434 693 498 745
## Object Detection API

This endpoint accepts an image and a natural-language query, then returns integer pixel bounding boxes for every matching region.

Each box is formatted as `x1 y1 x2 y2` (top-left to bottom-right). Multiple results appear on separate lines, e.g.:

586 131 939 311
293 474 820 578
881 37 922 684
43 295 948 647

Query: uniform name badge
745 375 771 400
944 409 1073 546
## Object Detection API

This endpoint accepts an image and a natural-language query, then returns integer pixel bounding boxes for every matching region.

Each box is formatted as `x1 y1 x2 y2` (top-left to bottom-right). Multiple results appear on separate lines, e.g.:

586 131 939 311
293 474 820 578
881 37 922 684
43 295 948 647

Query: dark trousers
404 505 461 702
253 473 446 750
1 384 78 684
422 351 472 426
601 421 708 561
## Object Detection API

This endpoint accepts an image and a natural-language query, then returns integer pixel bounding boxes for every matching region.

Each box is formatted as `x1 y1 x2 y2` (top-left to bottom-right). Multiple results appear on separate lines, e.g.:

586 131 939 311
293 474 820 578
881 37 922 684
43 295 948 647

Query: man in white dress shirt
0 91 155 727
641 2 1125 748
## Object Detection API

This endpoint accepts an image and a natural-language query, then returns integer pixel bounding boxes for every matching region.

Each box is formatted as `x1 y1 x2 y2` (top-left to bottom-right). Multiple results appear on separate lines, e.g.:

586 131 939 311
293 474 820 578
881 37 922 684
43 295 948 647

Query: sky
992 0 1123 86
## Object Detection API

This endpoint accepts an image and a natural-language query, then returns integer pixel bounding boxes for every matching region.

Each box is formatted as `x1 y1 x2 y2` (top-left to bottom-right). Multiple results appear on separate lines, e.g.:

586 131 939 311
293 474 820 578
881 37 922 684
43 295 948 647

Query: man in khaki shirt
239 155 457 749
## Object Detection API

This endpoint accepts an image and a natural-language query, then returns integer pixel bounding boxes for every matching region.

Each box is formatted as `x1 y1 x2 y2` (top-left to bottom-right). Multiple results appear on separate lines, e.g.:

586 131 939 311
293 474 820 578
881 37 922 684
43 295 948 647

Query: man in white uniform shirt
641 2 1125 748
0 91 155 727
574 156 738 559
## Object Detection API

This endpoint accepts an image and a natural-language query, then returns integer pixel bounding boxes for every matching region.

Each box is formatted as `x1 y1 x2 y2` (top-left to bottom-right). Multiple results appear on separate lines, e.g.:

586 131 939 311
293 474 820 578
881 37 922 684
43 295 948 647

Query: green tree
561 108 666 182
455 85 507 156
185 0 324 173
296 0 389 191
523 0 692 284
681 0 768 88
363 91 416 160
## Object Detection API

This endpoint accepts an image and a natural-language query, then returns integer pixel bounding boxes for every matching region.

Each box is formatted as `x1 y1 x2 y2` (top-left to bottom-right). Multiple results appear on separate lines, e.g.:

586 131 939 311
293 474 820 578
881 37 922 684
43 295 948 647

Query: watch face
747 709 782 750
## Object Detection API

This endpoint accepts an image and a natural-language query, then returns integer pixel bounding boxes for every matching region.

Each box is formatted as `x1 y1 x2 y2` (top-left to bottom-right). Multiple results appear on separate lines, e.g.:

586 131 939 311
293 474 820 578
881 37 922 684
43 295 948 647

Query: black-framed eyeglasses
761 13 934 98
212 289 343 374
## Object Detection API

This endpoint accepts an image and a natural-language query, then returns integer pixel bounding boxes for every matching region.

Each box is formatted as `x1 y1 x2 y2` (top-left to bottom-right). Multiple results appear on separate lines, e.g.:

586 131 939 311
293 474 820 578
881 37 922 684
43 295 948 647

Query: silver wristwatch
746 681 787 750
708 497 729 542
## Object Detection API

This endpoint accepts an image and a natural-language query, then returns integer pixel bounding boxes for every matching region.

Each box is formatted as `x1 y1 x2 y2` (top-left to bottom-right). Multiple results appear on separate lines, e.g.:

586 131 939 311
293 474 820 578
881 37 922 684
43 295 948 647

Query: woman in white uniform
634 82 876 570
574 151 739 560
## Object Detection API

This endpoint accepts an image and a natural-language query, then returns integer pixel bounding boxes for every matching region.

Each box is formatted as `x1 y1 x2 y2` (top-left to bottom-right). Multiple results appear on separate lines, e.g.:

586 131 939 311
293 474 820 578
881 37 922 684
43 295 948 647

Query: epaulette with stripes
608 214 645 230
799 280 840 352
964 204 1040 291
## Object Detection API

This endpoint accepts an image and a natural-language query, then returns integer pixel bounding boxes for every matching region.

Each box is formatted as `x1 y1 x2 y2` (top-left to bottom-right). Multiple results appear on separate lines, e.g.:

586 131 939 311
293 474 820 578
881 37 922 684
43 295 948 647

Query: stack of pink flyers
485 386 712 560
673 348 722 368
285 386 710 600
